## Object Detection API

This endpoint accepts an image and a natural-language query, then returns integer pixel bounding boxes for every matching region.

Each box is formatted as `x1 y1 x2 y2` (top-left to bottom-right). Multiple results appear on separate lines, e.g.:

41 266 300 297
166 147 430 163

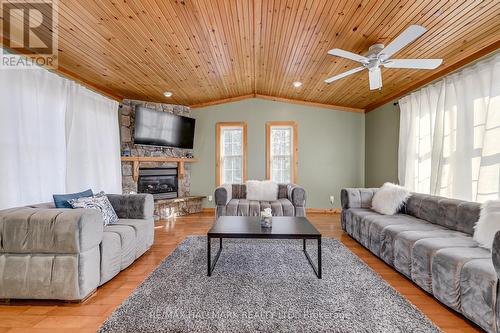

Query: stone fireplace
120 99 191 196
120 99 204 219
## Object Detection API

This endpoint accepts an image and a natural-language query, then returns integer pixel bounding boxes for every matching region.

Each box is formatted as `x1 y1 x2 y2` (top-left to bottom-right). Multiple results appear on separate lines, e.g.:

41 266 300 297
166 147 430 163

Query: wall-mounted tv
133 106 196 149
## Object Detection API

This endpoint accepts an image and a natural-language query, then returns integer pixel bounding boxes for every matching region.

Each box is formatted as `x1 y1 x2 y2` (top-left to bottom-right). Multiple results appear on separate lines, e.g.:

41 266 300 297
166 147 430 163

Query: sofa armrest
287 184 306 207
107 194 154 219
341 188 378 209
492 231 500 280
215 185 231 206
0 207 103 254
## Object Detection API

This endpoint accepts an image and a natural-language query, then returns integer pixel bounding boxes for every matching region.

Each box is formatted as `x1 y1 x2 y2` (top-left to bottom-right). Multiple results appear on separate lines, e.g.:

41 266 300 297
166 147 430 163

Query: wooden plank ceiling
1 0 499 111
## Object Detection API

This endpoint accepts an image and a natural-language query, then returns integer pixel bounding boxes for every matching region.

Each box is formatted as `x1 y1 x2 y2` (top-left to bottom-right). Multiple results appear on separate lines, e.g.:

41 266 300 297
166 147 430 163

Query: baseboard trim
306 208 341 214
202 208 341 215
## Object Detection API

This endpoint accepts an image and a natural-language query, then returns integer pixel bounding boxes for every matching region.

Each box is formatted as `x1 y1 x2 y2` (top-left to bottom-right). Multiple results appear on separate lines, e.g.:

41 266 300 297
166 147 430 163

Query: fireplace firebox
138 168 178 200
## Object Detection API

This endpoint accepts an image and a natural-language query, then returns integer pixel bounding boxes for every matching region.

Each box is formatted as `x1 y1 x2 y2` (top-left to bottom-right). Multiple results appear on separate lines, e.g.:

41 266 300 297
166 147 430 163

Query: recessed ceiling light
293 81 302 88
164 91 173 97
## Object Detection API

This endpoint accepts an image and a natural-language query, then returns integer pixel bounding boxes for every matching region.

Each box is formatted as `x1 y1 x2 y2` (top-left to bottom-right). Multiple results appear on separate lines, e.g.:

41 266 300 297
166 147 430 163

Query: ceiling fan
324 25 443 90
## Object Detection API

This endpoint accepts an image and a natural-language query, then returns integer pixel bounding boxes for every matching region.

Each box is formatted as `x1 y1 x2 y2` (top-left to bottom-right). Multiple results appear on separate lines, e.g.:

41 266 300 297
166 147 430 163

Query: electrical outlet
208 195 213 202
329 195 335 205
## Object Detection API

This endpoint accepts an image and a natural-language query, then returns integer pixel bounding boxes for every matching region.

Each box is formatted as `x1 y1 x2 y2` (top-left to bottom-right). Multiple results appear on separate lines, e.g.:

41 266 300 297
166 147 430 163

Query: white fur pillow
246 180 278 201
371 183 410 215
473 200 500 249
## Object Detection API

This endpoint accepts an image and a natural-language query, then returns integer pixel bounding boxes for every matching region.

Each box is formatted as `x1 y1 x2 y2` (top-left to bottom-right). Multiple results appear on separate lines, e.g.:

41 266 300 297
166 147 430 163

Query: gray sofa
0 193 154 301
341 188 499 332
215 183 306 219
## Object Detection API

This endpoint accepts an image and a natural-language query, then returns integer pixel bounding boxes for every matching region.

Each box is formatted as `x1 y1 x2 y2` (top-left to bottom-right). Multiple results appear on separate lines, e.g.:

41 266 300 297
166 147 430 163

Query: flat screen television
133 106 196 149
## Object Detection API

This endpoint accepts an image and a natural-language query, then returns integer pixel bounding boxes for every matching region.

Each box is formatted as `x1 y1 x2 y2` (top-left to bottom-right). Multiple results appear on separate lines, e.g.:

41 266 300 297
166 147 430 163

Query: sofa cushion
341 188 378 209
393 229 468 277
0 247 99 300
0 207 103 254
224 199 296 217
342 208 378 241
460 258 497 333
99 231 122 285
107 194 154 220
341 208 360 238
431 247 490 311
230 199 255 216
116 218 155 258
379 219 445 265
259 201 293 217
248 200 261 216
364 214 425 258
225 199 240 216
410 237 478 293
103 225 136 270
405 193 480 235
271 199 295 216
28 202 56 209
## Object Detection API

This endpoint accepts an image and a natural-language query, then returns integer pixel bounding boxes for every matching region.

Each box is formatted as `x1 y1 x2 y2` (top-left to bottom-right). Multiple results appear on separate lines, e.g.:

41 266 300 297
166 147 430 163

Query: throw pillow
473 200 500 249
246 180 278 201
371 182 410 215
69 191 119 225
53 189 93 208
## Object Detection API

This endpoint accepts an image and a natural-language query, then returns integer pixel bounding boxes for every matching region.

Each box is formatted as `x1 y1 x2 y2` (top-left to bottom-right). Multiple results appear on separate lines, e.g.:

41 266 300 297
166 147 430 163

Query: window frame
216 122 247 186
266 121 298 184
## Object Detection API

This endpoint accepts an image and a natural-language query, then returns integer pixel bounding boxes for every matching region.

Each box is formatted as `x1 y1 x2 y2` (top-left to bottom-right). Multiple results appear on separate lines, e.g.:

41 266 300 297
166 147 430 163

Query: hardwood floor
0 213 482 332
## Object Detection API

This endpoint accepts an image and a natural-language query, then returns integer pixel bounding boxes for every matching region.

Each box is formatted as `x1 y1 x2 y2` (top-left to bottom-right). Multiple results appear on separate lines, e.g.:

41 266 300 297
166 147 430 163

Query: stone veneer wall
120 99 192 196
154 197 205 220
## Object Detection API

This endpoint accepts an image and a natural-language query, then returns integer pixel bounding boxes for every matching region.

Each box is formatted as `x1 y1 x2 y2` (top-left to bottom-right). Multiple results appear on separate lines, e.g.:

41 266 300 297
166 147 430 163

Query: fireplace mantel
121 156 198 181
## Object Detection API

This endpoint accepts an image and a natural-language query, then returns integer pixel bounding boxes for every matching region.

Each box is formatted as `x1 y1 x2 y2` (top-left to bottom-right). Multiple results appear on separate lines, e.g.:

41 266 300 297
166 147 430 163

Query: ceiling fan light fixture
164 91 173 97
324 24 442 90
292 81 303 88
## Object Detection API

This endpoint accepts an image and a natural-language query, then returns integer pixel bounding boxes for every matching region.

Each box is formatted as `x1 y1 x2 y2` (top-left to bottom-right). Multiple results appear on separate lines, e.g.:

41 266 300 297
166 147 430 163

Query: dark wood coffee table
207 216 322 278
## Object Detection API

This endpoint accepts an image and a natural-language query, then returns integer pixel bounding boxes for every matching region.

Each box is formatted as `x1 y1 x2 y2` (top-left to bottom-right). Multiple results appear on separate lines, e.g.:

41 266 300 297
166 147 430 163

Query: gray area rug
99 236 442 332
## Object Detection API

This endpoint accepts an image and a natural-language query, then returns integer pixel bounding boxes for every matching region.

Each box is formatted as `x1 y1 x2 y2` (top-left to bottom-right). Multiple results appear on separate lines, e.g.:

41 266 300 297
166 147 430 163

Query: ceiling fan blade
327 48 369 64
379 25 427 59
383 58 443 69
369 68 382 90
324 66 365 83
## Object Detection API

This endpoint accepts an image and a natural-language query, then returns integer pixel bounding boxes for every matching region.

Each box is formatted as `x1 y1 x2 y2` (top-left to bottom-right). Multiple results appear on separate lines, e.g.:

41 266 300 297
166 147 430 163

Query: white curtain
0 67 121 209
0 68 68 208
66 83 122 194
399 52 500 202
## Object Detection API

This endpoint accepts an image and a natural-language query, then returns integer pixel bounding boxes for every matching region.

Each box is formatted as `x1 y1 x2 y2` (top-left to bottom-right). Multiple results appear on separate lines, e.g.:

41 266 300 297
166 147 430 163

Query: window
398 52 500 202
216 122 247 185
266 121 298 183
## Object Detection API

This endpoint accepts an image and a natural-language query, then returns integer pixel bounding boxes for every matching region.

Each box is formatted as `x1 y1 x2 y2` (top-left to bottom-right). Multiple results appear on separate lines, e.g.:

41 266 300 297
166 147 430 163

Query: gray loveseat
341 188 499 332
0 193 154 301
215 183 306 219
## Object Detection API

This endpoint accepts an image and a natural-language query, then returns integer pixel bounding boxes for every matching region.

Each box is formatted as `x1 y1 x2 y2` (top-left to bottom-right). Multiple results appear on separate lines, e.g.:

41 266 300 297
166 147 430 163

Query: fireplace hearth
138 168 178 200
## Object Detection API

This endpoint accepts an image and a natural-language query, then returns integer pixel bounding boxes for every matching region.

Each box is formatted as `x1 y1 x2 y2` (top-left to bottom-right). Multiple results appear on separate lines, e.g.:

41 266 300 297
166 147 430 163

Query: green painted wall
364 101 400 187
190 98 365 208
